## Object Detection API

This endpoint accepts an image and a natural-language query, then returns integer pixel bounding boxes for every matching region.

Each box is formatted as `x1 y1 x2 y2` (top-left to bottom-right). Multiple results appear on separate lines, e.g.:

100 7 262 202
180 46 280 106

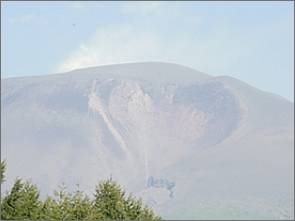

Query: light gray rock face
1 62 294 219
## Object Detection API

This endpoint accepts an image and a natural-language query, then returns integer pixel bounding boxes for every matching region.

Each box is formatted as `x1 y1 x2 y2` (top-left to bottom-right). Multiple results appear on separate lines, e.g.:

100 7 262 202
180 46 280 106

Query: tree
1 159 6 184
93 176 162 220
1 162 162 220
1 178 42 220
69 184 103 220
39 183 103 220
42 182 73 220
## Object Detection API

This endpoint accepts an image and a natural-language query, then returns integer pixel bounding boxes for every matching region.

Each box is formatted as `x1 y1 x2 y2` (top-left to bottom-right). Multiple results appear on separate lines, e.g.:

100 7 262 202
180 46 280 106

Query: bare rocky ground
1 62 293 219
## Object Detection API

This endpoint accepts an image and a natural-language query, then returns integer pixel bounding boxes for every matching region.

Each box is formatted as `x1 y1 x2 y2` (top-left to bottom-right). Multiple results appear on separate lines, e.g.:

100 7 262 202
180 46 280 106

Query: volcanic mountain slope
1 62 294 219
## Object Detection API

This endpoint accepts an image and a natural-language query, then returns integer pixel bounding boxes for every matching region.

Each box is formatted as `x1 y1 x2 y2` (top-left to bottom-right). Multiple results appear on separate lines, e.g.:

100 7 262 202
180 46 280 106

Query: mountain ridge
1 62 293 219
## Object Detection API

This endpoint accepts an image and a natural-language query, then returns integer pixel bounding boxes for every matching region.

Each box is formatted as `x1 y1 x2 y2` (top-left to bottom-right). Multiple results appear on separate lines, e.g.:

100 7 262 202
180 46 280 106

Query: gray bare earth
1 62 294 219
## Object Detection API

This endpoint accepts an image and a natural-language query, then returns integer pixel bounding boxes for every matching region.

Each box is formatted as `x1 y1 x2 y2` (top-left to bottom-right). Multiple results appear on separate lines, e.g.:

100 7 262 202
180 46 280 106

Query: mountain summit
1 62 294 219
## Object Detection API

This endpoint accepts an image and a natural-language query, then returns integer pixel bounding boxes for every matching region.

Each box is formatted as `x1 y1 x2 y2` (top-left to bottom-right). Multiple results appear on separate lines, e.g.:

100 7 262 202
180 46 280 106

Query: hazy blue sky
1 1 294 101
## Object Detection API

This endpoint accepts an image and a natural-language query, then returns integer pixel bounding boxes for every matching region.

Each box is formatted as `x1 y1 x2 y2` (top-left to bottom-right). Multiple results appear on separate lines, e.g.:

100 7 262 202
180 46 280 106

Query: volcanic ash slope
1 62 294 220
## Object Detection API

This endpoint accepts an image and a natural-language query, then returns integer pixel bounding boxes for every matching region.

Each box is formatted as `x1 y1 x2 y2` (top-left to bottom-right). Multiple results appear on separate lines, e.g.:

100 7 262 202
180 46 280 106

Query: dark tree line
0 160 162 220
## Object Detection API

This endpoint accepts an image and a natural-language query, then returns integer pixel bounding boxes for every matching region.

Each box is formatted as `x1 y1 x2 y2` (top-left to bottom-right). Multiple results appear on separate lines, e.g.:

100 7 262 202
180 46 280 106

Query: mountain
1 62 294 219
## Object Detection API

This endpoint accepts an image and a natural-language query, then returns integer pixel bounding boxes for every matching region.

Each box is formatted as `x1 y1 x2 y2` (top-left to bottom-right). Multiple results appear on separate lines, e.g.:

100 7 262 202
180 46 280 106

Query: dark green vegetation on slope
0 160 162 220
